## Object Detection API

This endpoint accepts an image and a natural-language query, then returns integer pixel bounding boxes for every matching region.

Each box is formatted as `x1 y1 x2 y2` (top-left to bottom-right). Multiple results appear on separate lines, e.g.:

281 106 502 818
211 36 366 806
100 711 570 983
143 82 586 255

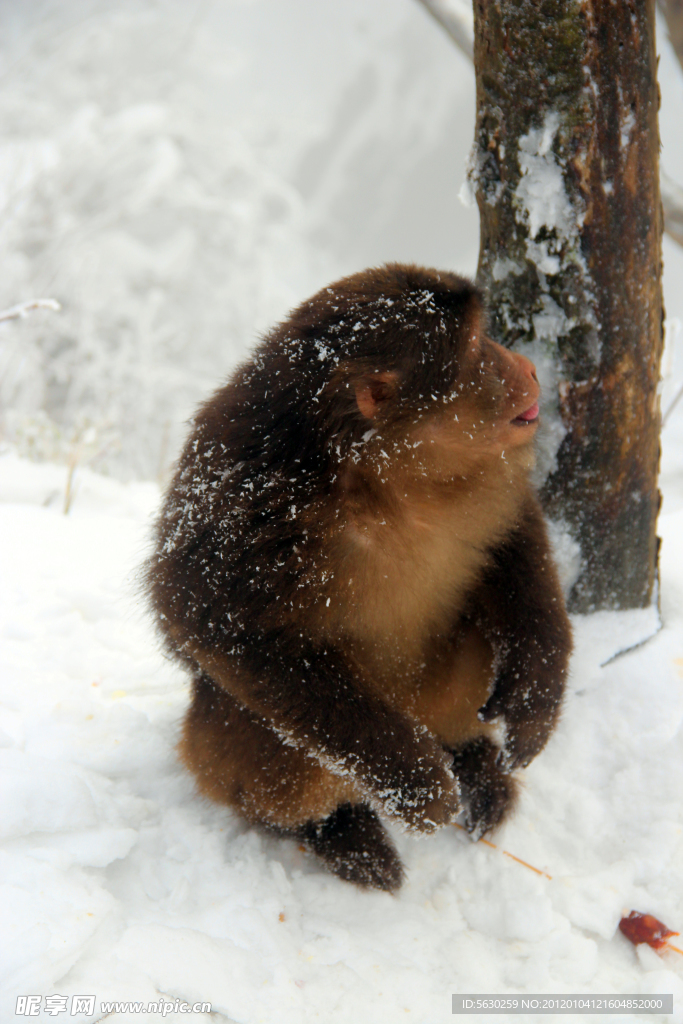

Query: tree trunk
472 0 663 612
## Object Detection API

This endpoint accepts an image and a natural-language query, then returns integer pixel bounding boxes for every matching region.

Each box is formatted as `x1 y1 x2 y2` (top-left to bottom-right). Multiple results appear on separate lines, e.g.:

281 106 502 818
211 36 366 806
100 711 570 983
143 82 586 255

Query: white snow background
1 2 683 1022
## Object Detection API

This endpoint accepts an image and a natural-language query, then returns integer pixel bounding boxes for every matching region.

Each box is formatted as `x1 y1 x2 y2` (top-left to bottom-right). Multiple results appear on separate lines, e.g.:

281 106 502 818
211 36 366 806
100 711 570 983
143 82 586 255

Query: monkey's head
229 263 539 486
411 308 541 476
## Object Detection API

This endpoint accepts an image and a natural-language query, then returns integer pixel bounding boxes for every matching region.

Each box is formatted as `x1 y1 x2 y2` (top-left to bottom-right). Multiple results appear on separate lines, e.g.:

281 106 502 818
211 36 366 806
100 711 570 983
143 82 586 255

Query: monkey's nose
516 353 537 383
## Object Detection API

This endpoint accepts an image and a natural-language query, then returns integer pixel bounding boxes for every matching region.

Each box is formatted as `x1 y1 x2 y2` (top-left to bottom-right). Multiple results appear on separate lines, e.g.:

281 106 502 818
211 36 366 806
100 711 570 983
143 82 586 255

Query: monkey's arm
471 497 572 771
190 632 460 832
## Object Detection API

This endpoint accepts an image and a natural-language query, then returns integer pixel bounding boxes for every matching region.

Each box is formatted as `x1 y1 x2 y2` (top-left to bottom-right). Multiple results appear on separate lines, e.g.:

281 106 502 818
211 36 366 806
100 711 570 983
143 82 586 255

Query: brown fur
145 263 572 891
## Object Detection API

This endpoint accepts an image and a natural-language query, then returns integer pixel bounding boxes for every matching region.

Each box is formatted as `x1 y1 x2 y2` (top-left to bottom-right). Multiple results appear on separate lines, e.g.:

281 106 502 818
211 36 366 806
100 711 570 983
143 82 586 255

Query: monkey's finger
495 736 536 773
495 747 523 773
477 701 500 723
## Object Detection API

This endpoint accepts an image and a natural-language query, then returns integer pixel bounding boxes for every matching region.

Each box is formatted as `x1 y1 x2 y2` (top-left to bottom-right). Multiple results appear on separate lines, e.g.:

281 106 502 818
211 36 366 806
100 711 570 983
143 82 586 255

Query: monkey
145 263 572 892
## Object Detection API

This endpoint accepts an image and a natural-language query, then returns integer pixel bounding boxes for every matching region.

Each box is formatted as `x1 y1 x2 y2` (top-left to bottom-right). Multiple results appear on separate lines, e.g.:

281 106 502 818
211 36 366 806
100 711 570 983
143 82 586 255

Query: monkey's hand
467 498 572 774
477 683 560 773
372 735 461 834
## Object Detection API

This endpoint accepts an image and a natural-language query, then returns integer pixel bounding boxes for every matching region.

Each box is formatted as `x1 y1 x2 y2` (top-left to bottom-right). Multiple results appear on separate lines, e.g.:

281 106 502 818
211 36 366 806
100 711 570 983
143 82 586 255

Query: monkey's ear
354 371 399 420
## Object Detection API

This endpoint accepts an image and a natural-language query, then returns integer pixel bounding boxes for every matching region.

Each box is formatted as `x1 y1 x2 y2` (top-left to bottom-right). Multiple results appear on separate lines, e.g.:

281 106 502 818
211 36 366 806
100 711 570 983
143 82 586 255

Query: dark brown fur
145 263 572 891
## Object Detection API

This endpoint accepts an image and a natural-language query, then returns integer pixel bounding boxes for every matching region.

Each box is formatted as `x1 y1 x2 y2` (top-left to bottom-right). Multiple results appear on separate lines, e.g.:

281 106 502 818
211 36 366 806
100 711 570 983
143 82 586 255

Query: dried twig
454 822 553 880
63 454 78 516
663 380 683 426
0 298 61 324
658 0 683 78
661 169 683 249
415 0 473 61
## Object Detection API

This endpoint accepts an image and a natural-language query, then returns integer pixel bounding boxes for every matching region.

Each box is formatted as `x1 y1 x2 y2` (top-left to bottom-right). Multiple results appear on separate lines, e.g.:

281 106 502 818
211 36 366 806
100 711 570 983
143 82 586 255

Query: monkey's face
458 333 540 443
413 332 540 470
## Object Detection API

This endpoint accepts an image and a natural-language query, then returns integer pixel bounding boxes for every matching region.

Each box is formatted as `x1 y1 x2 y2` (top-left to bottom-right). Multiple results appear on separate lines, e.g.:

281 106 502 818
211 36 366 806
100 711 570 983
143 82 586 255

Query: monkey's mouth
512 401 540 425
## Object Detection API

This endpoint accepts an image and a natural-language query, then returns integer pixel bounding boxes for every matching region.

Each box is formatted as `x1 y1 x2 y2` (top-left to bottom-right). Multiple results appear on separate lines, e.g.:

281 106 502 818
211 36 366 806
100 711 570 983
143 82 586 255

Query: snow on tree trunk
472 0 664 612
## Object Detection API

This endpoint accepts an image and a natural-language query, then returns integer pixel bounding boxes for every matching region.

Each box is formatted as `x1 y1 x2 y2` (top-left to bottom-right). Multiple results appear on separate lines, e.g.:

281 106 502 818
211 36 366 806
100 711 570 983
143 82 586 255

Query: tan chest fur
328 460 528 655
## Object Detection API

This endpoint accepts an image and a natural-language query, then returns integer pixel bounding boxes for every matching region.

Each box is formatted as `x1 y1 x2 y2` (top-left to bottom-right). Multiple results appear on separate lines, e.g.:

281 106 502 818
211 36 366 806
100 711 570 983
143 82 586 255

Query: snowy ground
1 417 683 1024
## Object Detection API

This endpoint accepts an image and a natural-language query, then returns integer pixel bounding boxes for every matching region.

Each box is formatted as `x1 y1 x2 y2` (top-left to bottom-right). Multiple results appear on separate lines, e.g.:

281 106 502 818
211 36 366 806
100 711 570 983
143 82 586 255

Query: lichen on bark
473 0 663 612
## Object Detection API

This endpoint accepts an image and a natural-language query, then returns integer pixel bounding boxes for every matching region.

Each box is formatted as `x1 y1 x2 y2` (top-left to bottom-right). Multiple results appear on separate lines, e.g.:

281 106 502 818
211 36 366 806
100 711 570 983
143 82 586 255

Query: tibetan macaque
145 263 572 892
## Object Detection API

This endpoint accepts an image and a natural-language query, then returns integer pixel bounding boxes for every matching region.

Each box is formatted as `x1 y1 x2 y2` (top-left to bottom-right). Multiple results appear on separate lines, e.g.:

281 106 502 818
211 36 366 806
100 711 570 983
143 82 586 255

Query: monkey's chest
321 503 508 746
332 515 493 652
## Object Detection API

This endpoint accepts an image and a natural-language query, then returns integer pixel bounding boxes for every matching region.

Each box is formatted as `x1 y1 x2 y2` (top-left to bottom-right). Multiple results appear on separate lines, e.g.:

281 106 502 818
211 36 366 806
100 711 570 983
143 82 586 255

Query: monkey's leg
293 803 404 892
186 636 460 834
180 672 362 830
450 736 519 837
181 674 404 890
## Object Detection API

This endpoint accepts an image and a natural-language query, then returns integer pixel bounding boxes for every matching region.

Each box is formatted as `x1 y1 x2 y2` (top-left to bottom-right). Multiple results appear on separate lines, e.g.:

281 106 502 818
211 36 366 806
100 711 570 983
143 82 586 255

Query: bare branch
663 380 683 426
661 168 683 248
0 298 61 324
415 0 473 61
657 1 683 249
658 0 683 72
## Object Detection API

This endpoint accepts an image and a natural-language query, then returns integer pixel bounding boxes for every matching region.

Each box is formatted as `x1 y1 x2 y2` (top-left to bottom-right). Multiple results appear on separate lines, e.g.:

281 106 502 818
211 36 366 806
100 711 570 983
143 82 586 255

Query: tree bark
472 0 663 612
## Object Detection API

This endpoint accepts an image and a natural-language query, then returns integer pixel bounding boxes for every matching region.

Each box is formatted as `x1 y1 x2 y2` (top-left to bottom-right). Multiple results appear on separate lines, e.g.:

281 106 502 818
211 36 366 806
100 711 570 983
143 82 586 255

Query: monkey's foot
297 802 404 892
451 737 518 838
